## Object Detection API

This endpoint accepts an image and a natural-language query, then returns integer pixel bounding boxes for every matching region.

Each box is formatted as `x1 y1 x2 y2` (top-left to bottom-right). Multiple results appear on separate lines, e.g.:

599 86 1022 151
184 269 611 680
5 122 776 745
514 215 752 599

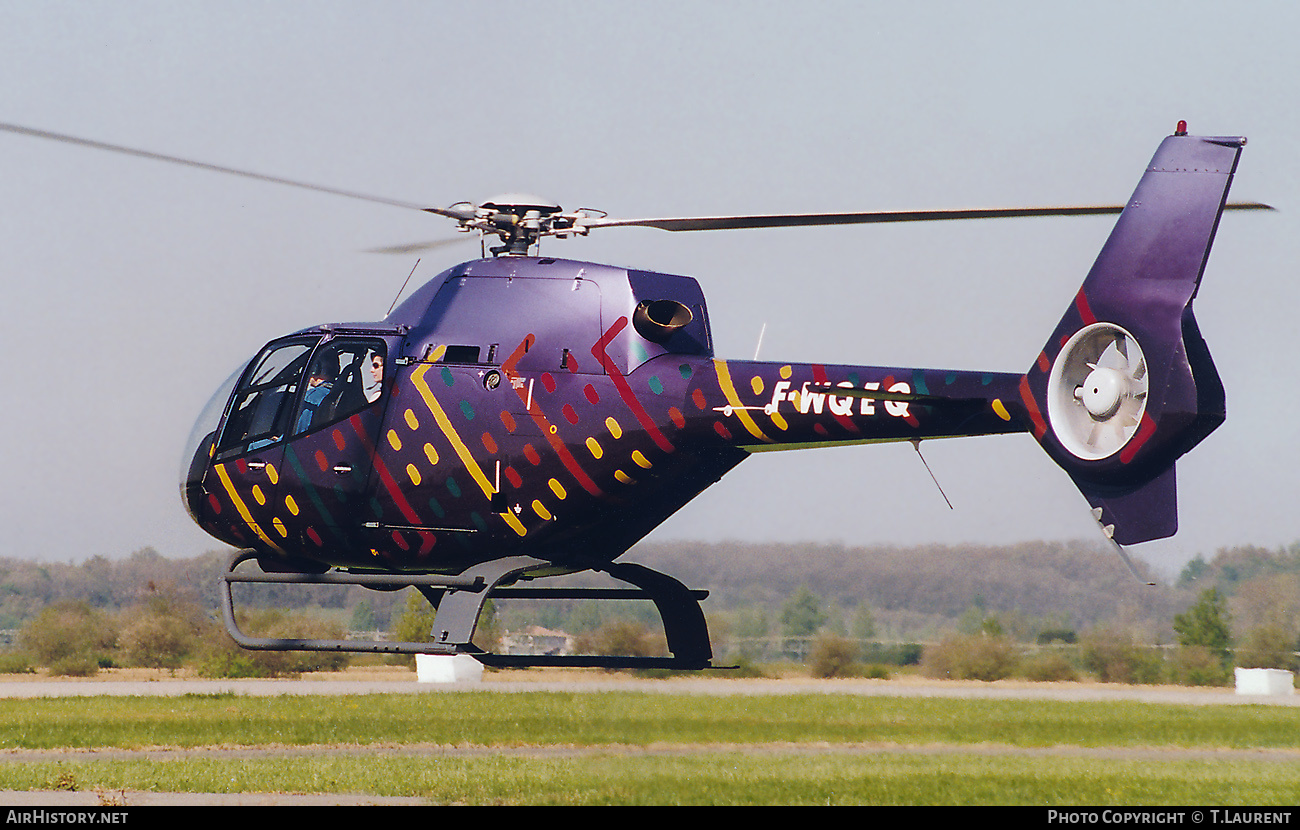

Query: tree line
0 539 1295 681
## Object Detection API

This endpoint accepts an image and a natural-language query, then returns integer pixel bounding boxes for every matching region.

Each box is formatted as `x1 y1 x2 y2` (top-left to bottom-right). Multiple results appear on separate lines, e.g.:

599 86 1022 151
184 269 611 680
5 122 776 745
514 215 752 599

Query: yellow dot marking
265 463 279 485
750 376 764 395
632 450 652 469
406 463 422 486
405 409 420 430
532 500 552 521
992 399 1012 422
387 429 402 451
586 437 603 459
605 417 623 439
549 478 567 499
780 365 793 380
272 517 288 538
423 443 440 466
212 463 284 554
614 470 634 484
252 485 266 506
285 495 299 516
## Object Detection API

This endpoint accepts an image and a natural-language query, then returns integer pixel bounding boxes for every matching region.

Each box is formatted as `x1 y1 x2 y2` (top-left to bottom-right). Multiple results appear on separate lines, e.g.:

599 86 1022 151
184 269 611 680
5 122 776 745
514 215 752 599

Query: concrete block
416 653 484 683
1234 667 1294 696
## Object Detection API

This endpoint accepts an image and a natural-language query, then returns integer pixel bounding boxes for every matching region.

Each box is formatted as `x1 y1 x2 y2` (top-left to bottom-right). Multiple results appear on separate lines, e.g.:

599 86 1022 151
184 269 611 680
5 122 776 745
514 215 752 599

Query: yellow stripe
214 463 284 553
412 365 526 537
713 359 771 442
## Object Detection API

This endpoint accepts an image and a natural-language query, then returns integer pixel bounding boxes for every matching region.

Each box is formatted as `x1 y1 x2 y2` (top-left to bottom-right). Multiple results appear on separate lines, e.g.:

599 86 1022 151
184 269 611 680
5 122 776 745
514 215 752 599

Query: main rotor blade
365 236 475 255
583 202 1273 232
0 121 433 212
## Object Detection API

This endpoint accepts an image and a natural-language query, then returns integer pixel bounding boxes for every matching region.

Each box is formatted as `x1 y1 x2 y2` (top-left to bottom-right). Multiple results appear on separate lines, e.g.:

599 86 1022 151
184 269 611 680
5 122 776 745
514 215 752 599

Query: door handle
333 464 353 475
246 461 267 471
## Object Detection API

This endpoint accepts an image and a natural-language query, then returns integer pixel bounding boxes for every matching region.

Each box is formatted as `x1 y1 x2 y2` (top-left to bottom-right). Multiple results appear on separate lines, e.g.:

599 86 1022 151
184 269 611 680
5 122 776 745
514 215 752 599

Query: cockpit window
216 339 316 457
292 338 387 436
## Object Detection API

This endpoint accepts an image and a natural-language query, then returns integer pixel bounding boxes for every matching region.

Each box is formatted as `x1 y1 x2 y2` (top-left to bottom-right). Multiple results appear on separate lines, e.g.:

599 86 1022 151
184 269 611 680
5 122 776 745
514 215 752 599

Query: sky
0 1 1295 578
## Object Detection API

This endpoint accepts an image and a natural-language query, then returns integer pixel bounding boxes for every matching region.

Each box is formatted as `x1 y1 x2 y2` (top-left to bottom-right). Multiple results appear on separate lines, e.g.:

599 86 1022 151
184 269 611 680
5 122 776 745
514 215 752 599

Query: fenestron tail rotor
1047 323 1149 461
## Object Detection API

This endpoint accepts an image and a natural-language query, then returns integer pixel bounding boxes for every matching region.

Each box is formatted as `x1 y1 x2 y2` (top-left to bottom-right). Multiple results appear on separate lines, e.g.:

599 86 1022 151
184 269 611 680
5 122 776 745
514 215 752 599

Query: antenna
910 439 953 510
753 322 767 360
385 259 421 318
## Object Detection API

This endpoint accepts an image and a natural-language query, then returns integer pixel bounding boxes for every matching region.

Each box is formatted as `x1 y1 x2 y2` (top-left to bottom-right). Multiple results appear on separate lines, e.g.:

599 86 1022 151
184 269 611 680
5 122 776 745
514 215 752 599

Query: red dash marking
481 432 498 454
584 384 600 404
350 415 422 525
1074 289 1097 326
235 458 247 474
500 410 517 432
505 466 522 488
565 352 580 373
500 335 603 497
523 444 541 465
1119 413 1158 464
418 532 436 556
713 421 732 440
1018 375 1047 439
692 388 707 410
668 407 685 429
591 317 674 453
1037 351 1051 373
563 403 579 425
207 493 222 514
812 363 858 433
306 527 323 547
332 429 346 452
315 450 329 473
501 335 535 375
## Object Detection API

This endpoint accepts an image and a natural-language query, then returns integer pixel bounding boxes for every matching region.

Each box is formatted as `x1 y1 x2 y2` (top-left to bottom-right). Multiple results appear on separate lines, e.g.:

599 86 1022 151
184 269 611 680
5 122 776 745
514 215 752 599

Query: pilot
295 368 335 434
364 353 384 403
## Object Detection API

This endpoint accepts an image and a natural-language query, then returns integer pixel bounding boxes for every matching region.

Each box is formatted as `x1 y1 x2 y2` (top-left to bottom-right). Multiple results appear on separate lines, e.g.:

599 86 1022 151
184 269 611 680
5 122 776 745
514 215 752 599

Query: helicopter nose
179 366 244 527
180 435 212 527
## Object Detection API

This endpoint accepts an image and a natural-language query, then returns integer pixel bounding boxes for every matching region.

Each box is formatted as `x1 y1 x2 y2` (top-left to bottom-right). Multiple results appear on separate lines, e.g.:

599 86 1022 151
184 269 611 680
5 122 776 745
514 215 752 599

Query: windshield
215 339 317 457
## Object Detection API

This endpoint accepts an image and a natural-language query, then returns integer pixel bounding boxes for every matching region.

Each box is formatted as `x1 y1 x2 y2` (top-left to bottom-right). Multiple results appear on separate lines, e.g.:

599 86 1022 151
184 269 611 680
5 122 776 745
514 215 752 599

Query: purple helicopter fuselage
183 254 1029 574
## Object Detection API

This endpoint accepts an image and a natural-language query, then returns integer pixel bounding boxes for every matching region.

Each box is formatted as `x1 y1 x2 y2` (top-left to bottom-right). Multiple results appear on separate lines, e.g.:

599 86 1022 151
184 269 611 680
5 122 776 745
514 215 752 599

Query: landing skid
219 550 719 670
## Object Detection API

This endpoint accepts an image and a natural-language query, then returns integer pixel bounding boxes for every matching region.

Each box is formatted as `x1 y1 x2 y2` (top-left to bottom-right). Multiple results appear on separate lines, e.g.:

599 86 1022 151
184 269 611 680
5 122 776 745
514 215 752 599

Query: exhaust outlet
633 299 693 342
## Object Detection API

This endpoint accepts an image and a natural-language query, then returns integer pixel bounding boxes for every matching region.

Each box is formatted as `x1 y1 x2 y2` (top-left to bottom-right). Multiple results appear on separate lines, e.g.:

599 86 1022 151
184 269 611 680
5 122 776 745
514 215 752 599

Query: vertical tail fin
1021 128 1243 544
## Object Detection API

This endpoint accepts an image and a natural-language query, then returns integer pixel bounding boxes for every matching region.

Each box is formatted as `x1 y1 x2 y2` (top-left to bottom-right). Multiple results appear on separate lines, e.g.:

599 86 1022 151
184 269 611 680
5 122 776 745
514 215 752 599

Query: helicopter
1 121 1268 669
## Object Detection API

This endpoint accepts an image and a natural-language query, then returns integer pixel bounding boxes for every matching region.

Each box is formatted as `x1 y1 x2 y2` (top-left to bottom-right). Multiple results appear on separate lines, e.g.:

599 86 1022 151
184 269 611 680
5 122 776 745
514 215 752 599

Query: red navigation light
1175 120 1188 136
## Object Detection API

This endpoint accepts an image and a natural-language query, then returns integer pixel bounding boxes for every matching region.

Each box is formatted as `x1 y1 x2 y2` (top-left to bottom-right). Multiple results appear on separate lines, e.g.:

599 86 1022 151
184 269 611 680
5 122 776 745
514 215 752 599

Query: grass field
0 684 1297 805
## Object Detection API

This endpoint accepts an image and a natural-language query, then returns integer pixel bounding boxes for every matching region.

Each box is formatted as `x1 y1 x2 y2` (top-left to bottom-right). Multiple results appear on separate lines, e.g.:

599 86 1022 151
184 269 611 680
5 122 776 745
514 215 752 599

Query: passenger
364 353 384 403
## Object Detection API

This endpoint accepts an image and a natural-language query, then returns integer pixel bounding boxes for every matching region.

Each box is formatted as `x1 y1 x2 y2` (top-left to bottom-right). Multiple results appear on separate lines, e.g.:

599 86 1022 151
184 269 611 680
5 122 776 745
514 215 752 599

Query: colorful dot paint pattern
192 259 1029 571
